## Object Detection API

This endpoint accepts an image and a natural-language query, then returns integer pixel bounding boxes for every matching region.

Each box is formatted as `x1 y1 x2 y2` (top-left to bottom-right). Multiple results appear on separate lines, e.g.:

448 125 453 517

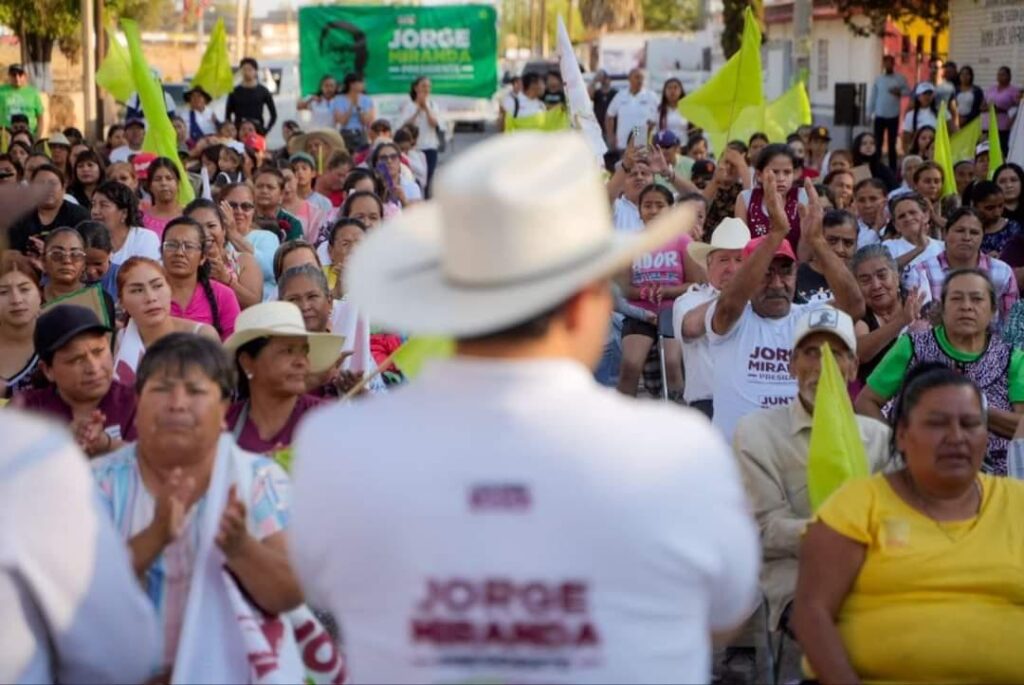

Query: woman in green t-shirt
855 268 1024 474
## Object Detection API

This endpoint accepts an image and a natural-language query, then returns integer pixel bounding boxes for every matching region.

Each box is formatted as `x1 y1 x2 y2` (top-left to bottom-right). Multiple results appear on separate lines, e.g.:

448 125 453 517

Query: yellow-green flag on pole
677 7 763 146
950 115 983 163
503 106 571 133
807 343 869 512
934 101 958 197
392 336 454 379
765 71 812 143
190 18 234 99
95 28 134 102
988 105 1004 179
121 19 194 205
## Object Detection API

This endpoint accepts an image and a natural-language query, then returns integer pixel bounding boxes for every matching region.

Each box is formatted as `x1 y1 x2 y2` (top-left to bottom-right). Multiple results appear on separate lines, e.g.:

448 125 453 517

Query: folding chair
656 308 676 402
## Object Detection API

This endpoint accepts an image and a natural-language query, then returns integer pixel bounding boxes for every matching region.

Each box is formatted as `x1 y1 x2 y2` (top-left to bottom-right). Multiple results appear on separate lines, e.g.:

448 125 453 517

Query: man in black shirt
794 209 859 305
9 164 90 253
591 70 618 131
225 57 277 136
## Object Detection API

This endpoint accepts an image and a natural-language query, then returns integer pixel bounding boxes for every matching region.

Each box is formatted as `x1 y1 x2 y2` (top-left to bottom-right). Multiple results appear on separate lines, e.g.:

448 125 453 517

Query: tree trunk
21 32 54 93
578 0 643 33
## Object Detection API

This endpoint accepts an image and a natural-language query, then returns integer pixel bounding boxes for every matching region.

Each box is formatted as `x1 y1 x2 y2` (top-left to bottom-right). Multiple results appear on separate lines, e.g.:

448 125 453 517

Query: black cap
125 117 146 129
809 126 831 141
35 305 110 363
692 159 716 177
8 64 25 74
10 113 28 124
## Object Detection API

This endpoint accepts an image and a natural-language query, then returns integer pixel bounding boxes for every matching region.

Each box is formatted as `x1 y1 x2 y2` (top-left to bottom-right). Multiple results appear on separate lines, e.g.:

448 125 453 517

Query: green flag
988 105 1004 179
121 19 194 205
934 101 958 197
504 106 571 133
95 28 134 102
191 18 234 98
392 336 454 379
678 7 763 145
950 115 983 163
765 72 811 143
807 343 870 511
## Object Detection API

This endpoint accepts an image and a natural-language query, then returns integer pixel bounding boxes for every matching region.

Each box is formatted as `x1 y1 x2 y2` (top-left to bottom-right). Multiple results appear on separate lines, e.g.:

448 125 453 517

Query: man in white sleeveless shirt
292 133 760 684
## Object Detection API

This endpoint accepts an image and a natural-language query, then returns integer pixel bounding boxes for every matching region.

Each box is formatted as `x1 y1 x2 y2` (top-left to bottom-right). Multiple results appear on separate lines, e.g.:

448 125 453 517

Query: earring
246 372 254 380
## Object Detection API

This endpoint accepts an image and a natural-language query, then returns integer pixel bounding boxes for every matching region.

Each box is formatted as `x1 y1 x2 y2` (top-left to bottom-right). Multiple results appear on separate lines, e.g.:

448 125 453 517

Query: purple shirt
169 279 240 340
13 380 138 442
226 394 322 455
985 84 1022 131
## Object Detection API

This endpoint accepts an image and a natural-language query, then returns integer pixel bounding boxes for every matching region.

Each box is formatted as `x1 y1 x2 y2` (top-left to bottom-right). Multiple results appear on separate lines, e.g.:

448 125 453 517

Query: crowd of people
3 48 1024 685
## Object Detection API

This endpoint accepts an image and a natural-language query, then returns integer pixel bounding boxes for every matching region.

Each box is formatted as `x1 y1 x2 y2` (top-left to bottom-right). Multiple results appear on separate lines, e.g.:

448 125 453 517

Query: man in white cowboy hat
291 132 760 684
672 217 751 419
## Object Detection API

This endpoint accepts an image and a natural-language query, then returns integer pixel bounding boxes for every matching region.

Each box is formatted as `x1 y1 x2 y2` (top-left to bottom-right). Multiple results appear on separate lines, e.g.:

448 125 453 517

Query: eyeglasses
162 240 203 254
46 248 86 262
377 153 400 162
227 201 255 212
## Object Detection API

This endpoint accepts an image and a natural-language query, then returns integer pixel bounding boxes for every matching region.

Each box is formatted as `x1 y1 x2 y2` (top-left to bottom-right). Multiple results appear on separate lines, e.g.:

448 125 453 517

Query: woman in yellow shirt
793 362 1024 684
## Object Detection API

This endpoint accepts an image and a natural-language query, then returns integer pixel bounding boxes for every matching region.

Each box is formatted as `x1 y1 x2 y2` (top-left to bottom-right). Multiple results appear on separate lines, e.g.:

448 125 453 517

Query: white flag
1008 106 1024 167
557 16 607 164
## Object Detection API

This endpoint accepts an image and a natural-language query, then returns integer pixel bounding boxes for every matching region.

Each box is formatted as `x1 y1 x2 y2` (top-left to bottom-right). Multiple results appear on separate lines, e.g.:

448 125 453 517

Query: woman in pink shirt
986 66 1022 153
161 216 240 339
140 157 183 239
616 184 693 399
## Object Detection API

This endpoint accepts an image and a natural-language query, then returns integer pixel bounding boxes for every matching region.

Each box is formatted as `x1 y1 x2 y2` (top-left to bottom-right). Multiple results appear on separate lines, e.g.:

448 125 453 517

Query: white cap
914 82 936 96
793 306 857 354
976 142 990 157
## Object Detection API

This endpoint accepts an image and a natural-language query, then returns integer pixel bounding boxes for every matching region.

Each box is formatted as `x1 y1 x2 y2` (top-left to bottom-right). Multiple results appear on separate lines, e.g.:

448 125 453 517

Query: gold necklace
900 470 982 544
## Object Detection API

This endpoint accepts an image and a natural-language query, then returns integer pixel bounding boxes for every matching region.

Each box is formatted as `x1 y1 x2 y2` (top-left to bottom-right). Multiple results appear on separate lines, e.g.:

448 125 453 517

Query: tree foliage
0 0 172 66
832 0 948 37
578 0 644 33
642 0 700 32
721 0 761 58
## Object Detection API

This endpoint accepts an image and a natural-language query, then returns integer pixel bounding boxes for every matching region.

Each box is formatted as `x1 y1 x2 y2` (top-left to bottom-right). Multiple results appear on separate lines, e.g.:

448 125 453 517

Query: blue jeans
594 314 623 387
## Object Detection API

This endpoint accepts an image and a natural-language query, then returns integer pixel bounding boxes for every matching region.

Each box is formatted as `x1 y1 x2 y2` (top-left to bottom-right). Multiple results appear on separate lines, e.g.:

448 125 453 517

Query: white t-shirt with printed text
291 358 760 685
706 301 811 443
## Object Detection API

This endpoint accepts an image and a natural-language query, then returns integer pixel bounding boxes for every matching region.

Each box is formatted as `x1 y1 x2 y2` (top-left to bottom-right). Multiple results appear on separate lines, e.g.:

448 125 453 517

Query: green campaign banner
298 5 498 99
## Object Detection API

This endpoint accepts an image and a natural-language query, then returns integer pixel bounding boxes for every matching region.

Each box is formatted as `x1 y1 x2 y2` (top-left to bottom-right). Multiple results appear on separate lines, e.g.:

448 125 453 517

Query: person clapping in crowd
851 245 929 386
13 304 135 456
857 269 1024 474
91 333 306 681
399 76 442 191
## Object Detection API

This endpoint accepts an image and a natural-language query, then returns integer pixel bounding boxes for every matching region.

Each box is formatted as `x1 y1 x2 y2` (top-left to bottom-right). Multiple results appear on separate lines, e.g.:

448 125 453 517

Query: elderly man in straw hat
291 132 760 683
672 217 751 419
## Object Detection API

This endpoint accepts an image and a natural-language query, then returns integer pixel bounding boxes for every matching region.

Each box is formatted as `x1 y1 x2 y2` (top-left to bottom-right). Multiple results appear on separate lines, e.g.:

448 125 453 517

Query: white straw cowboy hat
224 301 345 374
345 132 697 337
687 217 752 264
